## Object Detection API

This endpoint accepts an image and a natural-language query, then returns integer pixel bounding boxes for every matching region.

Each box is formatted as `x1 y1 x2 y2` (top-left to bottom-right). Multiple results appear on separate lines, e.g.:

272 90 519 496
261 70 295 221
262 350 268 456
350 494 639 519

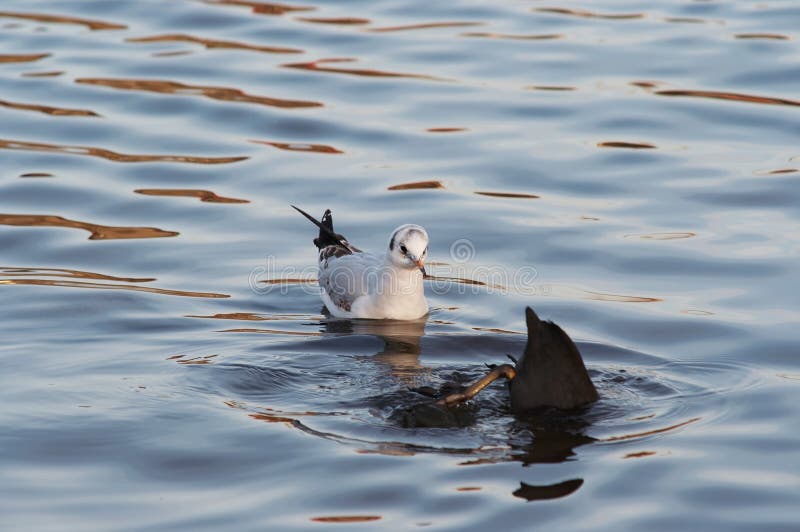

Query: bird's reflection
509 425 596 466
512 478 584 502
319 307 428 381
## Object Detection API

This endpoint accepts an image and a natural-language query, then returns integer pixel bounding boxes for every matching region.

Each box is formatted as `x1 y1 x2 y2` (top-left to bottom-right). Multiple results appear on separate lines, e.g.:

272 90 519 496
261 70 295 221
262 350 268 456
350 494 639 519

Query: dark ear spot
389 234 395 251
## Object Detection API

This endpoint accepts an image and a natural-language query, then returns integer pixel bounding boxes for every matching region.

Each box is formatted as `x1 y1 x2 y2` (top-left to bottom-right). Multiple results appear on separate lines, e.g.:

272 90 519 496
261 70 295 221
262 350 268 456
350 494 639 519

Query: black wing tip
291 204 346 250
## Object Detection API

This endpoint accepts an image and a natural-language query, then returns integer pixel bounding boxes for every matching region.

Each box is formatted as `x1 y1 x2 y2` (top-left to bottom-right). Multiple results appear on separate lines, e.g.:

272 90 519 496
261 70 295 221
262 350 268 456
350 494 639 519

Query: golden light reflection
735 33 789 40
624 232 696 240
462 32 562 40
206 0 315 16
21 70 64 77
597 141 656 149
368 21 482 33
0 138 248 164
0 213 178 240
0 53 50 63
602 417 700 442
388 180 444 190
426 127 468 133
77 78 323 109
296 17 369 25
311 516 381 523
282 57 444 81
218 328 322 336
250 140 343 154
186 312 323 321
0 98 99 117
127 34 302 54
656 89 800 108
0 279 228 298
475 191 539 199
134 189 250 203
535 7 643 20
0 11 126 30
1 266 154 283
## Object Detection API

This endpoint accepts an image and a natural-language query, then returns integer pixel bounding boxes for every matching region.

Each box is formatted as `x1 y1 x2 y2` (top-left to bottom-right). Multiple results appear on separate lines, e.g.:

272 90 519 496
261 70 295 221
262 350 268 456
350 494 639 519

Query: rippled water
2 1 799 530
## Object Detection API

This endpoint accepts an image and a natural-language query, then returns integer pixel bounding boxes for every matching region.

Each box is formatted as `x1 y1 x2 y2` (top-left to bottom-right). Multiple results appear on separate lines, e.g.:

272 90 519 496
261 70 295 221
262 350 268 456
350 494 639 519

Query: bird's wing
318 252 380 313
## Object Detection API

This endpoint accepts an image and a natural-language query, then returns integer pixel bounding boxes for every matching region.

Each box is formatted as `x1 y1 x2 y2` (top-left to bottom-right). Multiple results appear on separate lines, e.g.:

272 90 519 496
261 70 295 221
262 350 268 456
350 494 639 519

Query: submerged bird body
293 206 429 320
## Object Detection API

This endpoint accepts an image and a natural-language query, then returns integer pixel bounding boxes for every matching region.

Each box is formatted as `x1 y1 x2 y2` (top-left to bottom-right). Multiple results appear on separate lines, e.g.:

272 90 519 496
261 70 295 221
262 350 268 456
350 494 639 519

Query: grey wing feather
318 252 380 312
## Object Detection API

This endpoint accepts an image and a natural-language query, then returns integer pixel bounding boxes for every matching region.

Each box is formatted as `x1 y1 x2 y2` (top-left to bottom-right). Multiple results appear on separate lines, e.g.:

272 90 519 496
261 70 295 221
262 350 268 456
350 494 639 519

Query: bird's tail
291 205 344 250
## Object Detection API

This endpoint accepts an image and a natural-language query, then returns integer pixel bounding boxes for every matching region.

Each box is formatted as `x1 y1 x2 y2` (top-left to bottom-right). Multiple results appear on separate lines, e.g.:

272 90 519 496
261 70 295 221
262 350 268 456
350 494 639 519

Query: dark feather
509 307 599 412
291 205 359 255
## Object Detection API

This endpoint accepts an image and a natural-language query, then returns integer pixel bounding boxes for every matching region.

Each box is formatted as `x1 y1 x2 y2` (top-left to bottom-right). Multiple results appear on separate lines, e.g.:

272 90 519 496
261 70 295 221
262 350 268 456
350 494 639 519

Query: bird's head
387 224 429 275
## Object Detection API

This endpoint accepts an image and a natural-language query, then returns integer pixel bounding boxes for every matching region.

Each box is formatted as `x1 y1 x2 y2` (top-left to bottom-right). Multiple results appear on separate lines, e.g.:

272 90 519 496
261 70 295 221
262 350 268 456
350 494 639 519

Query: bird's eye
399 244 407 254
423 247 427 257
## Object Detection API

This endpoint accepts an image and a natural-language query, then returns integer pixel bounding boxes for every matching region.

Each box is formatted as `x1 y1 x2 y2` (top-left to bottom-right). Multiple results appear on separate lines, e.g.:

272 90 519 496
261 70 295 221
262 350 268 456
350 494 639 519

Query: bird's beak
416 259 427 277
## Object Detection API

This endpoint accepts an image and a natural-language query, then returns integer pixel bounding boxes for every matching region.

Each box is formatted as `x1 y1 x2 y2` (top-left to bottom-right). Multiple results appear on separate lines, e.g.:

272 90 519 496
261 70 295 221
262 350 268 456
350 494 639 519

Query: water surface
1 1 799 530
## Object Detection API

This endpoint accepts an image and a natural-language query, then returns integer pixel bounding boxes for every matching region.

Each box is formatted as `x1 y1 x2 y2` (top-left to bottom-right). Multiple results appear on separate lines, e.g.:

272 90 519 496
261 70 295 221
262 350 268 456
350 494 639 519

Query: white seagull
292 206 429 320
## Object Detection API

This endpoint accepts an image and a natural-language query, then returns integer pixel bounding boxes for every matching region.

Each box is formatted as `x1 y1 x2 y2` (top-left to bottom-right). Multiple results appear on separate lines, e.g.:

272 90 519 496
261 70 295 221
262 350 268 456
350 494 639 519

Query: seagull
292 205 429 320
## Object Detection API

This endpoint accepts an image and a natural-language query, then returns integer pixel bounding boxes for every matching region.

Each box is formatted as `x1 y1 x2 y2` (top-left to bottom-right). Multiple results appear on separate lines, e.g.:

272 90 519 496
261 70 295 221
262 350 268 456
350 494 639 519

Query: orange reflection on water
0 138 248 164
624 232 696 240
1 266 154 283
602 417 701 442
282 57 443 80
462 32 563 41
624 451 656 459
0 279 228 298
77 78 323 109
582 290 660 303
249 412 296 423
127 34 302 54
21 70 64 77
369 21 483 33
250 140 343 154
388 180 444 190
219 328 322 336
597 141 656 149
296 17 370 25
206 0 314 16
735 33 789 41
656 89 800 108
0 214 178 240
475 191 539 199
472 327 523 335
0 11 125 30
259 278 316 285
527 85 575 91
135 189 249 204
760 168 798 175
311 516 381 523
151 50 193 57
188 312 266 321
664 17 705 24
170 354 219 365
0 98 99 117
425 274 505 290
535 7 643 20
0 53 50 63
187 312 323 321
426 127 468 133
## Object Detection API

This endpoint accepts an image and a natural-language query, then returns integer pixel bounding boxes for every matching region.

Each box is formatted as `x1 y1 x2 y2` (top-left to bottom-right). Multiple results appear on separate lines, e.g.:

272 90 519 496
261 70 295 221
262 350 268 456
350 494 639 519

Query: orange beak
416 259 427 276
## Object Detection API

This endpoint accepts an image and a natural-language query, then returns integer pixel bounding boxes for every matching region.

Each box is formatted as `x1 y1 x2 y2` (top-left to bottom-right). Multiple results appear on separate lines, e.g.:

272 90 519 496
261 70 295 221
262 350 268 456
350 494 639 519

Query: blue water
1 1 799 530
